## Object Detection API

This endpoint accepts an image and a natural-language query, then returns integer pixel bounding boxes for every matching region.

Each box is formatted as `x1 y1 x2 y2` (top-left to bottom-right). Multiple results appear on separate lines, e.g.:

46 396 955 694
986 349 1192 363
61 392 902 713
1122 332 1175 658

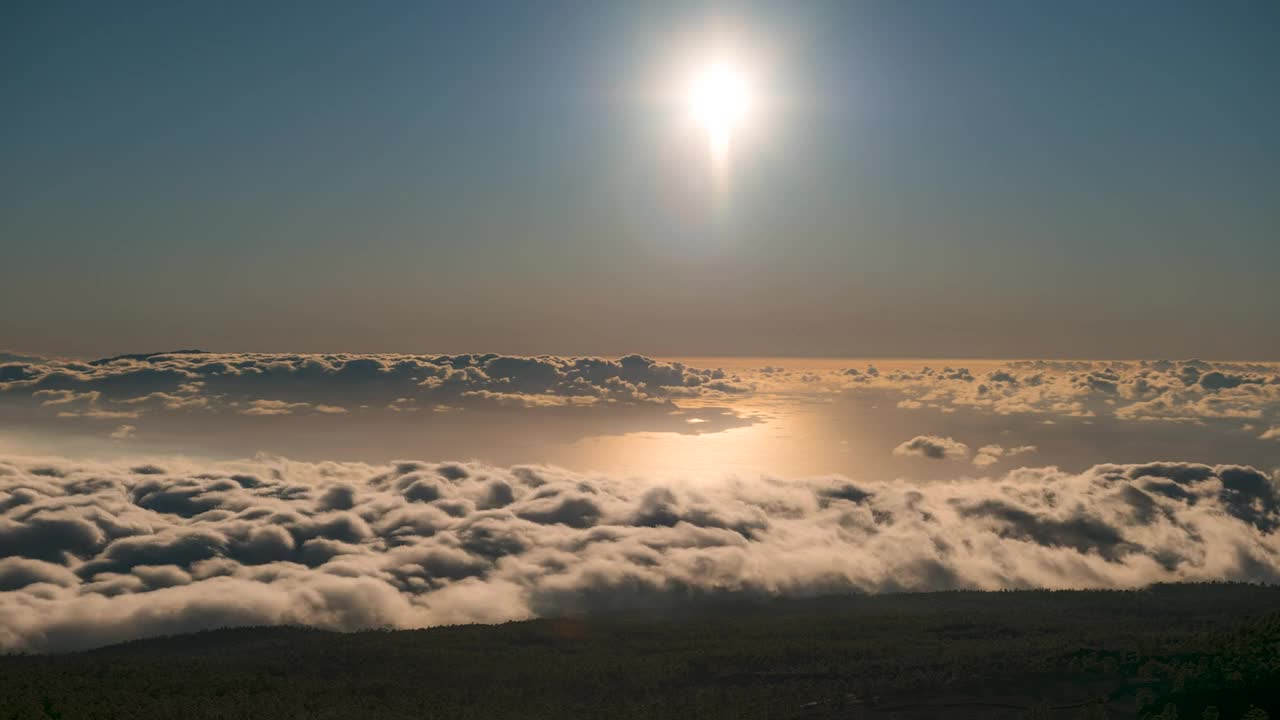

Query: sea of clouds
2 452 1278 652
2 351 1279 651
837 359 1280 427
2 352 1278 434
0 351 746 419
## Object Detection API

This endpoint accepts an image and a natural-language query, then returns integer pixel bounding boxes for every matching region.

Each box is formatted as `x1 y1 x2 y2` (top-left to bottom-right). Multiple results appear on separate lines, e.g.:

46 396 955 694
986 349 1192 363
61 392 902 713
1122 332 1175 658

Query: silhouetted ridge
4 584 1278 719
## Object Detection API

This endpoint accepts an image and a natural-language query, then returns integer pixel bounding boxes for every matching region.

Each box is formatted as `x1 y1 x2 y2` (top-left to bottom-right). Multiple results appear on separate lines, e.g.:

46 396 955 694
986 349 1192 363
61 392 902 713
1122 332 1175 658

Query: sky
3 0 1277 359
3 351 1280 650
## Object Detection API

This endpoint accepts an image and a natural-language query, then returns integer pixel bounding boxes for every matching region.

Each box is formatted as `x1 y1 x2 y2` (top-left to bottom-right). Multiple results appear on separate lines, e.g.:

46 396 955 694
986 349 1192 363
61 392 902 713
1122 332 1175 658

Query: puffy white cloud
893 435 969 460
2 452 1278 652
973 444 1037 468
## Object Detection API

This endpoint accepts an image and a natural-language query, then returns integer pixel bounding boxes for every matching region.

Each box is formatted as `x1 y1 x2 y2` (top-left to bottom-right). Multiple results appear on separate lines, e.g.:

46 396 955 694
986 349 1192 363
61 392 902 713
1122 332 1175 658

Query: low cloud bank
838 359 1280 425
0 352 747 419
4 353 1279 430
2 453 1278 652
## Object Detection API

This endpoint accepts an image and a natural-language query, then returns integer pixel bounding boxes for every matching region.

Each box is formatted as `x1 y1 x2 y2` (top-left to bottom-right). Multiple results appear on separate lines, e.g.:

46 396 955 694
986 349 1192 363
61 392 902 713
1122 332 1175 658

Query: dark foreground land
3 584 1279 719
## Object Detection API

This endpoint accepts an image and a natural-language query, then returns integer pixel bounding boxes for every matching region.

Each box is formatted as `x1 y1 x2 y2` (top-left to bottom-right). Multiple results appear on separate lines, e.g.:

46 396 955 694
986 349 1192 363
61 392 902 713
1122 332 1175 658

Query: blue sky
3 0 1277 358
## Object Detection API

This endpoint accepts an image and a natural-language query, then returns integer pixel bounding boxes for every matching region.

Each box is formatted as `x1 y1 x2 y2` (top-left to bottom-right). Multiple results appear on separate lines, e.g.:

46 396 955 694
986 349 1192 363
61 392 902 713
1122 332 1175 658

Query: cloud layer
7 354 1278 427
836 359 1280 425
2 452 1278 652
0 351 747 419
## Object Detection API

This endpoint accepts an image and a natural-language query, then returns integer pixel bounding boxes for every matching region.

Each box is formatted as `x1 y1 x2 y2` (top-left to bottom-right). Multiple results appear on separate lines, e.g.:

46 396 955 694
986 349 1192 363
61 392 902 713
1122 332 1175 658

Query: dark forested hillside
3 584 1279 719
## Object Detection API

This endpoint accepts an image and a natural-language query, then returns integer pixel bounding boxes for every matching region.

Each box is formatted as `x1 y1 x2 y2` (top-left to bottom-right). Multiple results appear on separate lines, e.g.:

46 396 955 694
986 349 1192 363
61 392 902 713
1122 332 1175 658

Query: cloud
110 424 136 441
833 359 1280 426
458 390 600 408
0 352 747 421
893 435 969 460
3 452 1278 652
1261 426 1280 441
0 351 48 367
973 444 1037 468
238 400 316 416
6 354 1277 436
56 409 141 420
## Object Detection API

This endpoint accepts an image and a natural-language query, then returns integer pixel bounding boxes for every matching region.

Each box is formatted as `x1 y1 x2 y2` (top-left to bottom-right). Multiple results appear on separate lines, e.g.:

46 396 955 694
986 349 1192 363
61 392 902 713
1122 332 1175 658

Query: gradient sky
4 0 1278 359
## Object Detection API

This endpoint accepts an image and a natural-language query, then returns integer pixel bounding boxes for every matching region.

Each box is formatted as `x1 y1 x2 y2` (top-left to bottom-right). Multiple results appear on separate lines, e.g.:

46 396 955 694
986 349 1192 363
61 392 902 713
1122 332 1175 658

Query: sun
687 60 752 152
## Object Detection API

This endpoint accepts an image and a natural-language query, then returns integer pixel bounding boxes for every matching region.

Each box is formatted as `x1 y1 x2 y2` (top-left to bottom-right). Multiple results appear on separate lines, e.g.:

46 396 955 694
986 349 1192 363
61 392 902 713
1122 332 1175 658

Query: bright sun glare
687 60 752 154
